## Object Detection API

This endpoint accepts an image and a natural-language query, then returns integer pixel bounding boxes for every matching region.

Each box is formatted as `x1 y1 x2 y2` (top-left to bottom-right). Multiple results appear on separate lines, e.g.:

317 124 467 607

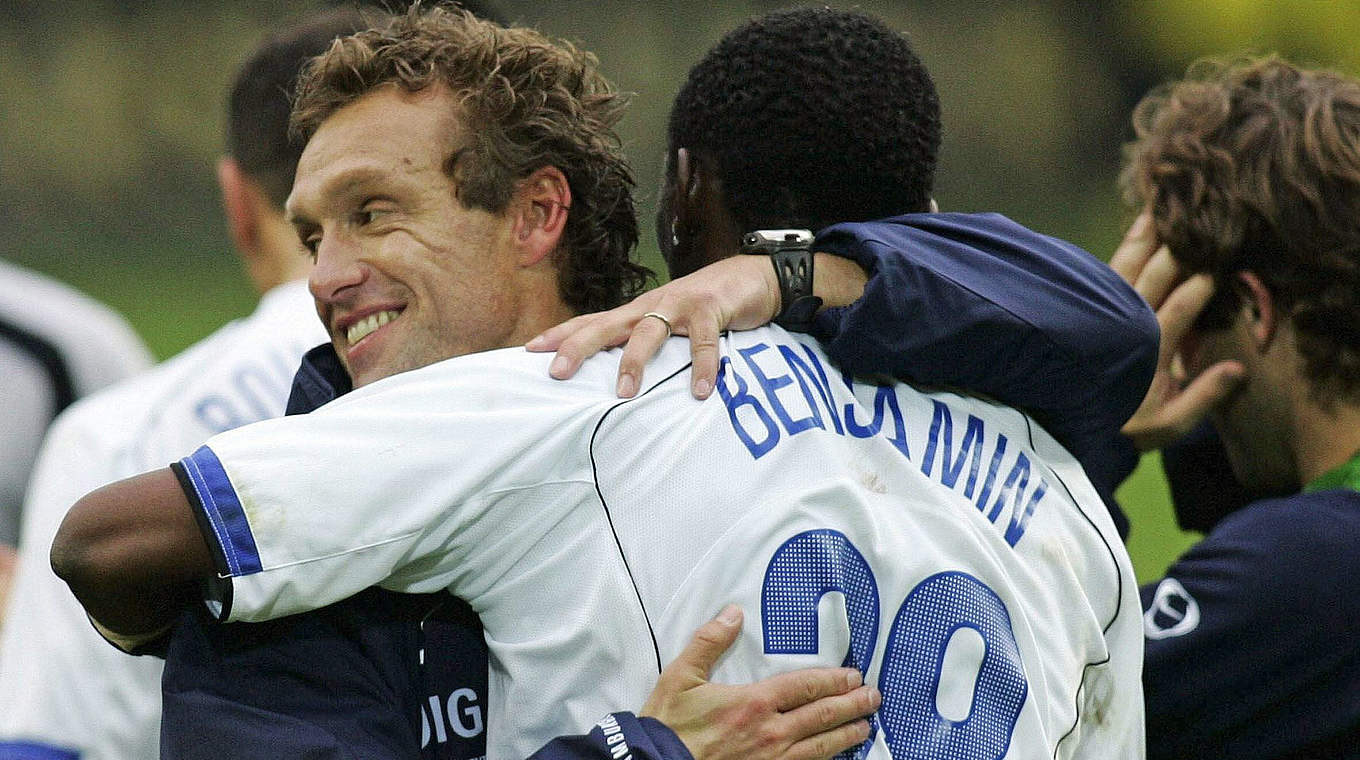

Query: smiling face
288 84 532 388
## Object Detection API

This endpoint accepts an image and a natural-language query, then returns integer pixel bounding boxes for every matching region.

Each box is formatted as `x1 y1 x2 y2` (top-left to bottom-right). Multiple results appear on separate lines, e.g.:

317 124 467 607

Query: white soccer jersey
0 281 323 760
182 326 1144 760
0 259 152 546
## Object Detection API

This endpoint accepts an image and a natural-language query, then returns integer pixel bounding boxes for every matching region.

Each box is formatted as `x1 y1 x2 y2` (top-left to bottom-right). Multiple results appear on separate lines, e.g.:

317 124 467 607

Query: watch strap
770 247 823 332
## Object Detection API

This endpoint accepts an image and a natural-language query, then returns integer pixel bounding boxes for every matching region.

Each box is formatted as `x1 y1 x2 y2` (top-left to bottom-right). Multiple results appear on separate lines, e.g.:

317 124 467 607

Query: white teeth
346 310 398 345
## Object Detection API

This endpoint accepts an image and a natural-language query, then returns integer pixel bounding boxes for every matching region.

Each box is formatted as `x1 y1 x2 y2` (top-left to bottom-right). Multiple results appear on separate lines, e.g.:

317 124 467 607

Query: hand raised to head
1111 211 1245 450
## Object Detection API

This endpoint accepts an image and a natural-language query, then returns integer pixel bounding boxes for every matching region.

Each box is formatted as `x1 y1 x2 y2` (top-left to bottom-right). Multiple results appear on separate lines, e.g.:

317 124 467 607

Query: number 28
762 529 1027 760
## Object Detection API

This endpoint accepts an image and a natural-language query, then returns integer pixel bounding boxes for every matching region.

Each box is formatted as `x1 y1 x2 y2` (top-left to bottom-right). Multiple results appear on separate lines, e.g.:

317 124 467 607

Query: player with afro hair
661 7 941 276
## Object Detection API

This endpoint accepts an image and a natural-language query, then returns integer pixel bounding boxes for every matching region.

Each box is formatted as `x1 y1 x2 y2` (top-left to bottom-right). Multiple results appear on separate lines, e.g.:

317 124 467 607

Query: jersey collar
1304 449 1360 494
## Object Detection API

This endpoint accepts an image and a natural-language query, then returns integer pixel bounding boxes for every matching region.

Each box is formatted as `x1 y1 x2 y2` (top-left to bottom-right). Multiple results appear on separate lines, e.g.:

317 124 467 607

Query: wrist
812 252 869 310
740 229 821 331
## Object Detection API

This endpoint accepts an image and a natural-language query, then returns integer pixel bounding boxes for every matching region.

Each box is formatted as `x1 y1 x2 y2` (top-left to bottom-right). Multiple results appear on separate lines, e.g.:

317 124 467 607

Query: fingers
762 667 865 713
689 327 722 400
659 605 743 687
1109 210 1158 284
1155 274 1215 362
536 315 638 380
784 716 874 760
1133 246 1185 310
1159 360 1246 438
526 314 594 353
778 683 879 760
618 316 676 398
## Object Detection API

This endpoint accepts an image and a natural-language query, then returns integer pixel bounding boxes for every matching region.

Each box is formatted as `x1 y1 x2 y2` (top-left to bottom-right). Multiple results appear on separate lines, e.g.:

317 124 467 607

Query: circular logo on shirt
1143 577 1200 639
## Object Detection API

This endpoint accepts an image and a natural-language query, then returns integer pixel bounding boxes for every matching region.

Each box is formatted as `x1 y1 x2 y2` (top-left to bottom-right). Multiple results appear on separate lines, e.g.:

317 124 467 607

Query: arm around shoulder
813 213 1158 494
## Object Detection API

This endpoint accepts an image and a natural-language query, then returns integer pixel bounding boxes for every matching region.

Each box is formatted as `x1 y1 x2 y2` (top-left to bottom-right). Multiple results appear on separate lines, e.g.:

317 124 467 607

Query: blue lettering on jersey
921 401 1047 547
762 531 1027 759
717 341 1046 547
742 343 825 436
193 343 313 433
922 400 985 495
717 343 908 461
715 355 781 457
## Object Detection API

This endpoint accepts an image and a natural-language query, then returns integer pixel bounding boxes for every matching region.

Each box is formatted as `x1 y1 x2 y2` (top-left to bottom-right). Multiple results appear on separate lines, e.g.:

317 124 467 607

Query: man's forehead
287 86 464 218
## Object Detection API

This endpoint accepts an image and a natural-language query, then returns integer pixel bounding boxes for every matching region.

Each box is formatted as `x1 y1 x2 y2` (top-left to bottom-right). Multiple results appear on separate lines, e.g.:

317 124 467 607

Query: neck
505 270 577 349
1292 395 1360 485
248 213 314 294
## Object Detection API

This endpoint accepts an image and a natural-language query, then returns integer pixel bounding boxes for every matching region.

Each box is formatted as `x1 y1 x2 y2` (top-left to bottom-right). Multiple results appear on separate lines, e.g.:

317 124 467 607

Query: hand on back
645 605 880 760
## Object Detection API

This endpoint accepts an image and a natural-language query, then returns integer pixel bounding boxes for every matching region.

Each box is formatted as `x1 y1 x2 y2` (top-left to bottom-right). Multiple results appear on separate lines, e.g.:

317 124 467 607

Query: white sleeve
0 409 163 760
176 355 596 624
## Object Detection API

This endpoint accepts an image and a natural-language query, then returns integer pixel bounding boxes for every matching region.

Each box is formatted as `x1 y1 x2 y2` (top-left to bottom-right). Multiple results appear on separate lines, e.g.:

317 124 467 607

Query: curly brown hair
290 3 649 313
1121 56 1360 405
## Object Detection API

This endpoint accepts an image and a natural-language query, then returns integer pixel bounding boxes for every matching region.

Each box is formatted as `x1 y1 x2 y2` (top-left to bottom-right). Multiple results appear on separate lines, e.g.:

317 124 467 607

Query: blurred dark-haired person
1108 56 1360 759
0 10 358 758
54 6 1144 758
0 261 150 632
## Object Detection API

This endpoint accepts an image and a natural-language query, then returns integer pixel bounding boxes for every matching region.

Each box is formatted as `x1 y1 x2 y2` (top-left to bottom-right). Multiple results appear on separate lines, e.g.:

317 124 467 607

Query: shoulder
0 260 151 390
1210 490 1360 554
168 280 321 366
1165 491 1360 609
818 212 1077 254
336 341 649 413
48 286 321 466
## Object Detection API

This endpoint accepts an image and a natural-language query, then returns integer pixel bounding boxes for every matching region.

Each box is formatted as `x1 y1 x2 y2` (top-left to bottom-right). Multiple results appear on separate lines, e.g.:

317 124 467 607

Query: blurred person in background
1111 55 1360 759
0 260 151 630
0 10 357 758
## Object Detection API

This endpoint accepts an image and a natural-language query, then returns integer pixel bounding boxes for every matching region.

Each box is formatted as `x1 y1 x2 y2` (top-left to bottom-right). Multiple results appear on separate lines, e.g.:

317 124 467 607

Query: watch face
740 228 814 254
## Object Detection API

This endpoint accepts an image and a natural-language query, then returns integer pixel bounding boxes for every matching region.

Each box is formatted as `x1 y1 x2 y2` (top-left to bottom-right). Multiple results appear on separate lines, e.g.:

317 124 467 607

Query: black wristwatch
740 229 823 332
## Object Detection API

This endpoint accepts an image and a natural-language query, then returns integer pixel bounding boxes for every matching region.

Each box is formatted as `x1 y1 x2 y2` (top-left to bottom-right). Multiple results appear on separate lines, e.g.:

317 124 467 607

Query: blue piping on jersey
180 445 264 576
0 740 82 760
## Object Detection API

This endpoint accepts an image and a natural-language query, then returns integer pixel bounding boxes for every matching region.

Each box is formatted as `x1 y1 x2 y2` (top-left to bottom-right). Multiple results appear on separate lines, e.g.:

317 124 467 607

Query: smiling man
52 7 1140 759
289 83 579 388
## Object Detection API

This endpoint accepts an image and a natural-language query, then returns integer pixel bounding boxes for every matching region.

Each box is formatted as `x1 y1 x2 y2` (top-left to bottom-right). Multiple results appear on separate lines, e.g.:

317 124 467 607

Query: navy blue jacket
1138 424 1360 759
161 212 1157 759
813 213 1158 533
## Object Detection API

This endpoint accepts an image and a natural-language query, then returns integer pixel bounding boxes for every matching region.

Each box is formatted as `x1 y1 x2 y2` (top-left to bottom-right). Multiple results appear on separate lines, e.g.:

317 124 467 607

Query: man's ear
665 147 701 245
513 166 571 267
217 157 260 255
1235 271 1279 349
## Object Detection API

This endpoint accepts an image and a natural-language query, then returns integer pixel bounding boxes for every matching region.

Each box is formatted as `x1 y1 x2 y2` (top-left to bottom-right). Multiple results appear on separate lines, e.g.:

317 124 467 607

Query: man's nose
308 233 367 303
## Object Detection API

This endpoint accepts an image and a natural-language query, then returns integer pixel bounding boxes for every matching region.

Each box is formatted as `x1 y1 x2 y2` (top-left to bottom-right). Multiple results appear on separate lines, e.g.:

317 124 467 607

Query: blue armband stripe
180 445 262 576
0 740 81 759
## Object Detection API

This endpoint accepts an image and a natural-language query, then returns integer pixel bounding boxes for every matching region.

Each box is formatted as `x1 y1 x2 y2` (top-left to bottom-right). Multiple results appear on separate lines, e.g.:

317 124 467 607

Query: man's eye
301 234 320 259
355 206 391 226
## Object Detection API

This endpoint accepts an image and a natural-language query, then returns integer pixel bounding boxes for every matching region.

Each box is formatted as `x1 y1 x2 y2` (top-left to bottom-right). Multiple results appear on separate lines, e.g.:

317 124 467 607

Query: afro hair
667 7 941 232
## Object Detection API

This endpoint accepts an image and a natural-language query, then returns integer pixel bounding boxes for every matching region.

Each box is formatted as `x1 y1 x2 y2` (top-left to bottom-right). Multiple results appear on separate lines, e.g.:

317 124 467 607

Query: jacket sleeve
812 212 1156 531
527 713 693 760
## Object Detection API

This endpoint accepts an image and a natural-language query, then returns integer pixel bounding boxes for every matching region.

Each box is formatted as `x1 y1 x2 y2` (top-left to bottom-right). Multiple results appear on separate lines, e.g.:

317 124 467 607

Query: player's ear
1234 271 1279 350
512 166 571 268
664 147 698 248
218 157 261 256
